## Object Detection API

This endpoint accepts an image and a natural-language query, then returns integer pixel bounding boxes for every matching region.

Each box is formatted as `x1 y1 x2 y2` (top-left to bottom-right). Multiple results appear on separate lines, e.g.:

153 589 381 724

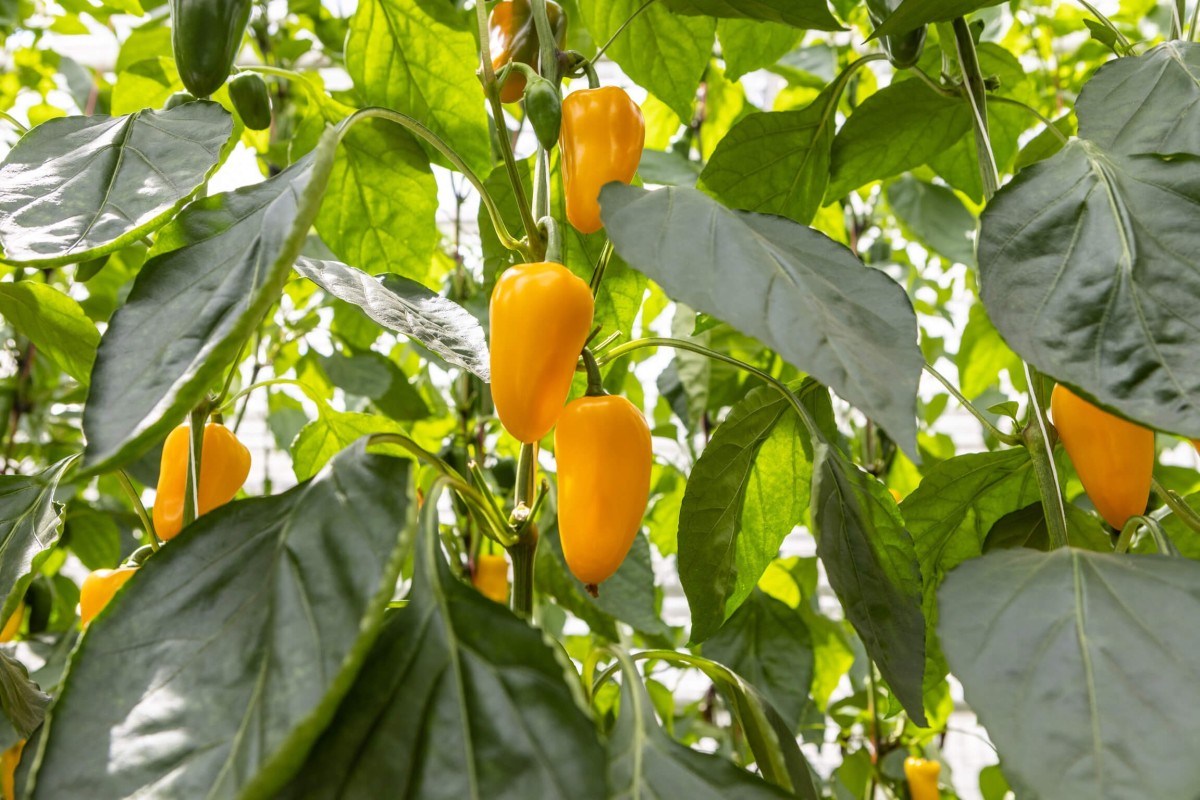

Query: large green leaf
662 0 840 29
1076 41 1200 156
717 19 803 81
679 382 827 643
293 257 489 380
578 0 714 120
939 548 1200 799
600 184 922 457
0 458 75 634
885 176 976 266
0 102 233 266
0 282 98 385
346 0 490 175
871 0 1004 38
811 444 926 725
29 441 415 800
280 517 607 800
977 140 1200 437
81 126 341 474
0 650 49 750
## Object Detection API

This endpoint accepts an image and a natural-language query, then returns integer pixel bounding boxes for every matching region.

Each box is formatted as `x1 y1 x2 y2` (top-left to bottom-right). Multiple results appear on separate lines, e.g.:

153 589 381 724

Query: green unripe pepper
524 76 562 151
164 91 197 110
866 0 926 69
170 0 253 98
229 73 272 131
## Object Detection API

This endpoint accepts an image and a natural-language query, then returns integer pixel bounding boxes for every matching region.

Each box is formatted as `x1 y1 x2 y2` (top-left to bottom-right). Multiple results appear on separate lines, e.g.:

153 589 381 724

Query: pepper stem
182 401 210 528
539 216 562 263
581 348 606 397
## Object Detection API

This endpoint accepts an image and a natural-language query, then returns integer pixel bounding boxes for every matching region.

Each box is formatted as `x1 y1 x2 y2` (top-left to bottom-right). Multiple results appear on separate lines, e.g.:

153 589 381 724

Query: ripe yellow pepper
555 366 651 593
2 739 23 800
153 422 251 540
904 757 940 800
889 488 903 504
489 0 567 103
1051 384 1153 530
560 87 645 234
80 567 138 628
473 553 510 604
489 262 594 443
0 601 23 642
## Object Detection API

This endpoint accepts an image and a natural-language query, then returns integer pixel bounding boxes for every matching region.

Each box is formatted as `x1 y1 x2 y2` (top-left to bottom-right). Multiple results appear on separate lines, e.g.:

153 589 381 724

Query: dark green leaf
663 0 840 30
290 402 417 481
601 184 922 457
939 548 1200 800
1014 113 1075 172
977 140 1200 437
294 257 490 380
0 102 233 266
0 282 98 385
717 19 804 81
0 649 49 747
871 0 1004 38
885 176 976 265
62 503 121 570
639 149 702 187
30 441 415 800
0 458 75 634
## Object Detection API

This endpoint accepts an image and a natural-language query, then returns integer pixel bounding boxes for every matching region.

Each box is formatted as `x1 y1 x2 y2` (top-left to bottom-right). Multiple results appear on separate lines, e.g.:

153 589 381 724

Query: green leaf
0 649 49 747
639 149 702 187
885 176 976 266
315 115 438 278
346 0 490 175
81 127 340 474
290 402 416 481
294 257 489 380
0 282 98 384
1076 41 1200 156
62 502 122 570
700 84 837 225
977 140 1200 437
716 19 803 81
0 102 233 266
110 56 182 115
1014 113 1075 172
578 0 714 120
280 519 607 800
663 0 841 30
0 458 75 635
811 444 926 725
955 303 1020 400
939 548 1200 800
1161 491 1200 560
828 79 970 201
600 183 922 457
704 589 813 730
871 0 1003 38
536 523 620 640
30 441 415 800
680 382 827 643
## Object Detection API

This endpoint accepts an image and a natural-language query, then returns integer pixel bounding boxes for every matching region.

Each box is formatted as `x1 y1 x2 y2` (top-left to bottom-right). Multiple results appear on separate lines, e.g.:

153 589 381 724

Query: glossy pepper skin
2 739 23 800
489 0 567 103
80 568 138 627
903 757 940 800
489 262 594 443
555 394 652 591
153 422 252 540
473 554 510 604
1051 385 1154 530
560 87 645 234
229 72 272 131
170 0 253 98
0 601 22 642
866 0 926 69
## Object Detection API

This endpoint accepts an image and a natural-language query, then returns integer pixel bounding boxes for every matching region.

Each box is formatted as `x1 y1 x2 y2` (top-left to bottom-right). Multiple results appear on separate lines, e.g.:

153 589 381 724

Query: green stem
1152 476 1200 536
468 459 509 529
216 378 313 415
508 441 539 618
531 0 561 84
214 337 249 408
1021 364 1070 550
987 96 1070 143
0 111 28 135
589 240 614 294
540 216 562 263
592 0 657 64
952 17 999 201
514 441 537 511
117 470 161 551
923 364 1022 445
581 348 607 396
1173 0 1186 39
183 402 209 528
1145 516 1180 556
1190 0 1200 41
1075 0 1132 49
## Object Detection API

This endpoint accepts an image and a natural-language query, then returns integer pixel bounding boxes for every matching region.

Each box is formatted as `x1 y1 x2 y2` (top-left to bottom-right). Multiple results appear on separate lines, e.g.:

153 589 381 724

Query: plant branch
117 470 161 551
1074 0 1132 50
952 17 999 201
923 363 1022 445
1152 476 1200 536
987 96 1069 143
1021 364 1070 550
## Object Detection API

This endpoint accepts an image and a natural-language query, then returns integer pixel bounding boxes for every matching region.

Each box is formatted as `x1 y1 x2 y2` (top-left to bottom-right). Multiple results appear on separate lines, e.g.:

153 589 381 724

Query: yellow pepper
904 757 940 800
0 601 23 642
80 567 138 628
2 739 23 800
489 0 567 103
1051 385 1153 530
473 553 510 604
489 262 594 443
889 488 903 504
560 87 645 234
153 422 251 540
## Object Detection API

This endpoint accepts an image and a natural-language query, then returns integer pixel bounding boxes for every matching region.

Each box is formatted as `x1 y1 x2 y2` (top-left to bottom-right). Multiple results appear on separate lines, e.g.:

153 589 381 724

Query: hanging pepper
170 0 254 98
489 262 594 443
866 0 927 69
0 601 23 642
560 87 645 234
555 351 651 595
473 553 510 604
153 421 252 540
1051 385 1153 530
489 0 568 103
904 757 940 800
80 567 138 628
229 72 272 131
2 739 23 800
524 76 563 150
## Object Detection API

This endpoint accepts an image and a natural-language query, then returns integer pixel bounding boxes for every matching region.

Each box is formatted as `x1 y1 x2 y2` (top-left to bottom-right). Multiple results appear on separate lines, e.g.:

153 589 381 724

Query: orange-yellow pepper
489 0 567 103
153 422 251 540
904 757 940 800
560 87 645 234
0 601 23 642
889 488 903 504
473 553 510 604
489 262 594 443
80 567 138 627
1051 384 1153 530
555 363 651 592
2 739 23 800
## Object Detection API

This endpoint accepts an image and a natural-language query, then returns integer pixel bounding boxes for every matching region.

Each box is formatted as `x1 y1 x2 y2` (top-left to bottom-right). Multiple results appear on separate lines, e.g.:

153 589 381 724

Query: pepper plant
0 0 1197 798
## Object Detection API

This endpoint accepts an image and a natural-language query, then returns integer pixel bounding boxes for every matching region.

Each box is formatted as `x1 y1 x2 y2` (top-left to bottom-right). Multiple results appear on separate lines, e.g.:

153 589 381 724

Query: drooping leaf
0 282 98 385
294 257 489 380
601 183 922 457
662 0 840 30
0 649 50 749
0 102 233 266
82 126 341 474
871 0 1004 38
977 140 1200 437
30 441 415 800
939 548 1200 799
